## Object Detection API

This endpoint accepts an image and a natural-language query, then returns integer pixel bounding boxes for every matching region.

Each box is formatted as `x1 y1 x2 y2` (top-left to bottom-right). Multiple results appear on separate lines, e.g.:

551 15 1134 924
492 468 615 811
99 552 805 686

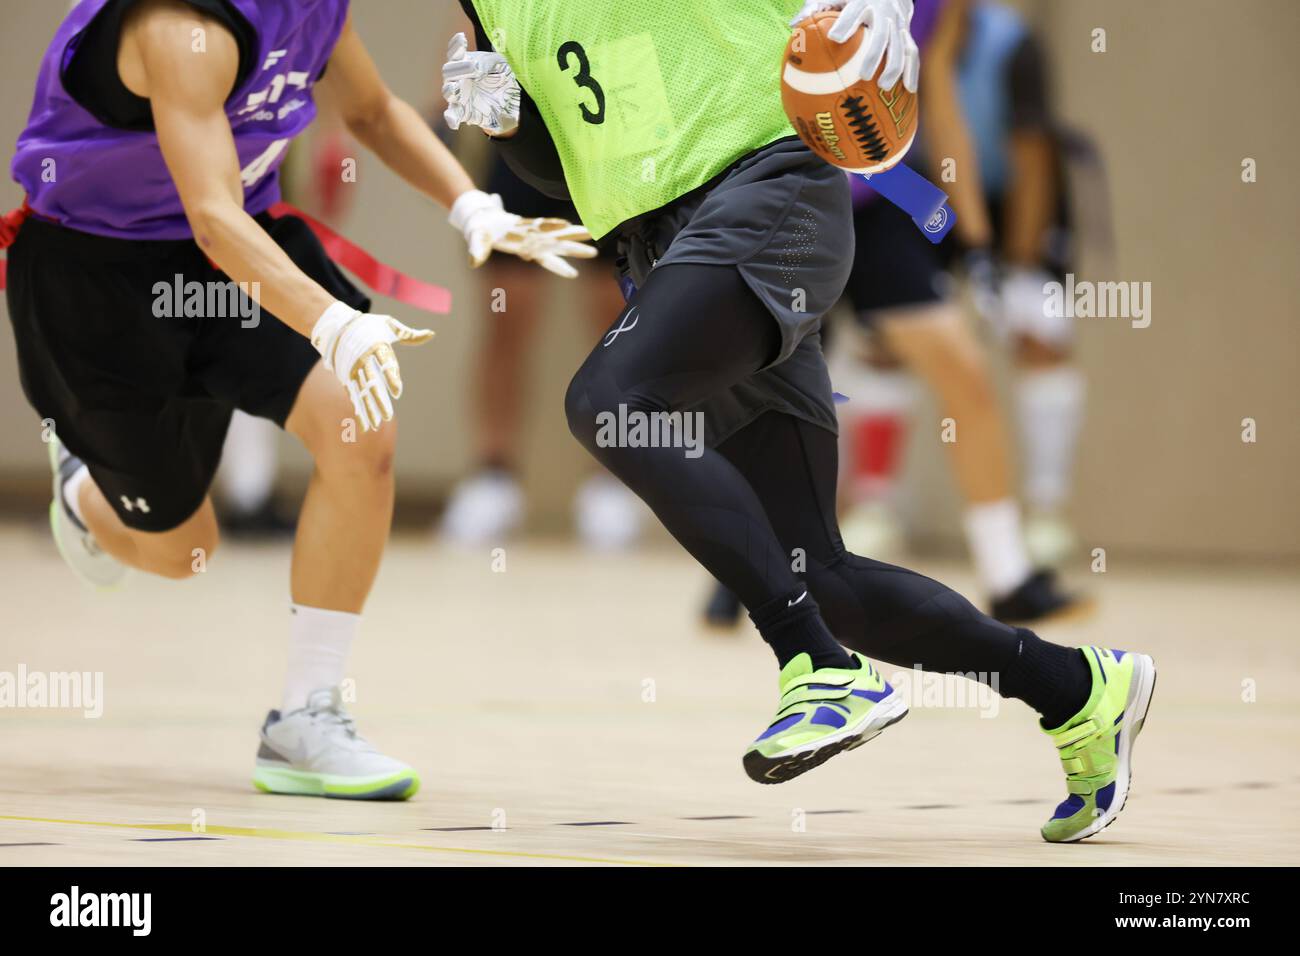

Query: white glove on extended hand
450 189 597 279
442 32 520 135
311 301 434 433
791 0 920 93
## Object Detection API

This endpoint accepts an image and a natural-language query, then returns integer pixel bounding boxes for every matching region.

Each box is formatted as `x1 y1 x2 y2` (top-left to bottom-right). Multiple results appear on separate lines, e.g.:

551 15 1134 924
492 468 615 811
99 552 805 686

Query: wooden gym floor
0 527 1296 866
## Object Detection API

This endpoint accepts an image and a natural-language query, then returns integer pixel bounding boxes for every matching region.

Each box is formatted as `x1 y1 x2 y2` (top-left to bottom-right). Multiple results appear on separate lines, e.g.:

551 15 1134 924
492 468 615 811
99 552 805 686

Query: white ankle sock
963 499 1033 599
63 464 91 527
282 604 358 713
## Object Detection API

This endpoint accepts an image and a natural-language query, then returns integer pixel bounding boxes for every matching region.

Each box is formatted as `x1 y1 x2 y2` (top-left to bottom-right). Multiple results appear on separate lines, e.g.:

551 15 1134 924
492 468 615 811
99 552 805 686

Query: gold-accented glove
449 189 597 279
310 301 434 432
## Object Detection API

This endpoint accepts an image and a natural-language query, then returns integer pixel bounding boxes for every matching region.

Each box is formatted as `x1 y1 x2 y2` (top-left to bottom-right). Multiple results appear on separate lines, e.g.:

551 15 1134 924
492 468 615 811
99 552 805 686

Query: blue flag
859 164 957 244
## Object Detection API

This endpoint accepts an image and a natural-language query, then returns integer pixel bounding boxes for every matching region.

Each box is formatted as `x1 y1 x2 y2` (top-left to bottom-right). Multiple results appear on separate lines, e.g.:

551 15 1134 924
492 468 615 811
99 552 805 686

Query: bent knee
564 367 600 447
313 419 397 481
141 529 220 579
564 361 663 446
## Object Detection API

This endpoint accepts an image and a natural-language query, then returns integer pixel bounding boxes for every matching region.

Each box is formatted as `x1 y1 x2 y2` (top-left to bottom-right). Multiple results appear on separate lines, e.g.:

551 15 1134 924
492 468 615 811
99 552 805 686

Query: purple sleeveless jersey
10 0 349 240
849 0 944 207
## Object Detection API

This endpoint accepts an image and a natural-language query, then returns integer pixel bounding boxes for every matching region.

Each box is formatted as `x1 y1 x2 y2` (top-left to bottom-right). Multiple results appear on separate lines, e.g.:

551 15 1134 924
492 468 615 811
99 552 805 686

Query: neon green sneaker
1041 647 1157 842
743 652 908 784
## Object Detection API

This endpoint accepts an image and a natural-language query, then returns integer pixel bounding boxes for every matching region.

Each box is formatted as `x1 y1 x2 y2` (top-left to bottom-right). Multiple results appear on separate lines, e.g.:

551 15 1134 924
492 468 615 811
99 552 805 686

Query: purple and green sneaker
743 652 908 784
1041 646 1158 843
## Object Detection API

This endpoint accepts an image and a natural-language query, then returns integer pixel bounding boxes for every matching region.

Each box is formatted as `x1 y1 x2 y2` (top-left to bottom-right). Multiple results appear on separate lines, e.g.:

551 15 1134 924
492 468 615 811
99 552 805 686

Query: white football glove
442 32 520 136
311 301 434 433
449 189 597 279
791 0 920 93
999 265 1074 348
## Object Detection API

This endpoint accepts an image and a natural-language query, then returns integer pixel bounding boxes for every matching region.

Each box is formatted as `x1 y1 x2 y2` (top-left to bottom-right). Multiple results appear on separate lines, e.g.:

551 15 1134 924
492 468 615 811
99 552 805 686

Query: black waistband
15 211 277 262
612 135 804 243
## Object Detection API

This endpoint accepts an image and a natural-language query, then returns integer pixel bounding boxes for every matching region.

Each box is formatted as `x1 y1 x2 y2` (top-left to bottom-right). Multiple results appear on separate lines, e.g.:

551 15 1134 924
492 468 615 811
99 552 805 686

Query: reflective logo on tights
603 307 639 348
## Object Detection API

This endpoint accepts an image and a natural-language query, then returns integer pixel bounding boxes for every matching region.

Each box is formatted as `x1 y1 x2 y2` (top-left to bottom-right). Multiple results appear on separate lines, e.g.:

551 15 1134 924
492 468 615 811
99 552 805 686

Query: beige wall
1 1 1297 556
887 0 1300 558
1040 0 1299 557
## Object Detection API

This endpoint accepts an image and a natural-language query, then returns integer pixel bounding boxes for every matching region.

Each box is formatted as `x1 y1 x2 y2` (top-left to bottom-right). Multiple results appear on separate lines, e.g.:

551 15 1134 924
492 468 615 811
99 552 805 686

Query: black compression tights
564 263 1086 722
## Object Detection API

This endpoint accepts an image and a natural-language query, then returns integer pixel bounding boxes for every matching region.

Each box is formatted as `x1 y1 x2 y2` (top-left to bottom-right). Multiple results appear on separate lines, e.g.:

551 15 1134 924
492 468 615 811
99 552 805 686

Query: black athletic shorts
846 189 1073 328
4 211 369 532
843 197 953 319
614 136 851 444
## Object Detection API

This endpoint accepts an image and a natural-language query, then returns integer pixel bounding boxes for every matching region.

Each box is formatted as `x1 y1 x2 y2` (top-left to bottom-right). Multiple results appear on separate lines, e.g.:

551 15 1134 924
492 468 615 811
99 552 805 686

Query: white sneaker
47 436 128 590
1024 511 1078 568
574 474 643 551
839 500 905 561
253 687 419 800
439 469 524 545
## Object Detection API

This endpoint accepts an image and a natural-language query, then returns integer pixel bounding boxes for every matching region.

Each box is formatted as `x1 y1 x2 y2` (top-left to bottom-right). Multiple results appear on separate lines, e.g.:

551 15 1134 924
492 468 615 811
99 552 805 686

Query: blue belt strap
859 164 957 243
619 162 959 305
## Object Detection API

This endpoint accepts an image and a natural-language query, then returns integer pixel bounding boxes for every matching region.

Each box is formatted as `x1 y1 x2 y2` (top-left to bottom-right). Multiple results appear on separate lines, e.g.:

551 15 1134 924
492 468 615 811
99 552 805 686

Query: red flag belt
267 201 451 314
0 199 452 316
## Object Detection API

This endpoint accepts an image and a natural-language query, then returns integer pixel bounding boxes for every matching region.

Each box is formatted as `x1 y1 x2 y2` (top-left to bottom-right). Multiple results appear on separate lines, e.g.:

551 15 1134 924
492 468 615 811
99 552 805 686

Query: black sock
750 589 853 671
1001 630 1093 728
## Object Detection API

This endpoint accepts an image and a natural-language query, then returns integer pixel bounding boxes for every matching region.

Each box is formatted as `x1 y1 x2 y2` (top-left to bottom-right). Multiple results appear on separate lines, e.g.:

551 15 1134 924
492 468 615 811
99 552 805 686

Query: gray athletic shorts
614 137 853 445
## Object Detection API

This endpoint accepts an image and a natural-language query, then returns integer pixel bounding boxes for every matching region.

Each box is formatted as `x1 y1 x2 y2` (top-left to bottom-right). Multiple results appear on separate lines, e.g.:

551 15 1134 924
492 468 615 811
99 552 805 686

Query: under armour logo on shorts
120 496 150 514
603 307 639 348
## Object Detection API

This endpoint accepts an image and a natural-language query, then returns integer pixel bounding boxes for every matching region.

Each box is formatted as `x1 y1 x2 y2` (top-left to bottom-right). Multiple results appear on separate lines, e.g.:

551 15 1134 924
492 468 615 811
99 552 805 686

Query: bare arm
998 30 1058 268
920 0 993 249
326 9 591 274
321 15 476 207
122 0 333 337
1002 132 1055 266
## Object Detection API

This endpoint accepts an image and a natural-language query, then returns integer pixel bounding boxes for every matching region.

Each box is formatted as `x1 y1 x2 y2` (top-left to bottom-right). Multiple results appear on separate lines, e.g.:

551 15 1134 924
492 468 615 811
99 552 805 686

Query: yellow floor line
0 814 675 867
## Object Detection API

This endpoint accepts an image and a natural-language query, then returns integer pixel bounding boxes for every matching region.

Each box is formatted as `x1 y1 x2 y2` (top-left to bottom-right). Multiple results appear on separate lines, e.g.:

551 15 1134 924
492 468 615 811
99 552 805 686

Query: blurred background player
965 0 1091 566
214 410 291 534
705 0 1086 628
839 0 1090 569
438 154 644 550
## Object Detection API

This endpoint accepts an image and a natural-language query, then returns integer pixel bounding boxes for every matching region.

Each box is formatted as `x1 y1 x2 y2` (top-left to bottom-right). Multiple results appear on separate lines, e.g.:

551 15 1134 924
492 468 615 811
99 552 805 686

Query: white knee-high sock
1015 366 1086 513
217 411 280 514
282 604 358 713
963 498 1033 599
